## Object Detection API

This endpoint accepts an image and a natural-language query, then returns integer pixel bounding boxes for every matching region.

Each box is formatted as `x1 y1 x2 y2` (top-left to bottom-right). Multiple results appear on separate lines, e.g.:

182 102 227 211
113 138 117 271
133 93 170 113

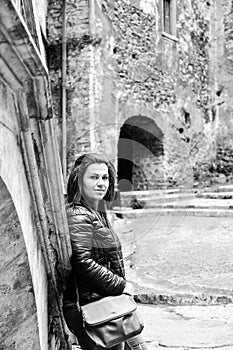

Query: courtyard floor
116 214 233 349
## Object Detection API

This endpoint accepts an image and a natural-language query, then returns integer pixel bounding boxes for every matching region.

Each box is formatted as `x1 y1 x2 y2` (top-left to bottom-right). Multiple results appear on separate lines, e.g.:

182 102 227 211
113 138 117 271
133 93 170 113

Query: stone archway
0 178 40 349
118 116 164 191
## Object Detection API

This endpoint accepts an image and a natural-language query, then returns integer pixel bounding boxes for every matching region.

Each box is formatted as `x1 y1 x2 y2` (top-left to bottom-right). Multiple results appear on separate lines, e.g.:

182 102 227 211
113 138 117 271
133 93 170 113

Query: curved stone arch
117 114 165 191
117 99 167 134
0 119 47 349
0 177 41 349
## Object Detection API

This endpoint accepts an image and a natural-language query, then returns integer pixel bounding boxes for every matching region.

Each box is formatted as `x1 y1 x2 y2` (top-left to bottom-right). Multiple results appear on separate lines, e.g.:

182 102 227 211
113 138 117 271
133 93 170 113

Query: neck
82 196 99 210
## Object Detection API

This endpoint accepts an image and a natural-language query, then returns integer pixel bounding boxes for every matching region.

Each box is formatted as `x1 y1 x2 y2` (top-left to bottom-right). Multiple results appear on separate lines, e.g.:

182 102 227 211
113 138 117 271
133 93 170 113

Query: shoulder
66 205 96 242
66 204 95 225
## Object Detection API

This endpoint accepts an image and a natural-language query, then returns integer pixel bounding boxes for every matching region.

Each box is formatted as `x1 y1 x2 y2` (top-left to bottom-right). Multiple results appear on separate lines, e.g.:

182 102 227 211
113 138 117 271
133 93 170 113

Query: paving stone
115 209 233 349
139 304 233 350
118 215 233 303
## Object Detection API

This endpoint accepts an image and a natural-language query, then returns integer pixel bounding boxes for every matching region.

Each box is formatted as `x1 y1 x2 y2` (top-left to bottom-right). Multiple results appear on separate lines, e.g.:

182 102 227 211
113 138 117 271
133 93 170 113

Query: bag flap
82 294 137 326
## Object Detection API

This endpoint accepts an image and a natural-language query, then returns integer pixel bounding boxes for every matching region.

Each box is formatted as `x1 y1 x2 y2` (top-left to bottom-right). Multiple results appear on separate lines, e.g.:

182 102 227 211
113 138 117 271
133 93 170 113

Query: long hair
67 153 116 205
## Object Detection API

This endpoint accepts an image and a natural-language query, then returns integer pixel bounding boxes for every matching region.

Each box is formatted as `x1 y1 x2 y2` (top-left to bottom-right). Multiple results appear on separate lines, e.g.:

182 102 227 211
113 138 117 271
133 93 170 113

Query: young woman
63 153 147 350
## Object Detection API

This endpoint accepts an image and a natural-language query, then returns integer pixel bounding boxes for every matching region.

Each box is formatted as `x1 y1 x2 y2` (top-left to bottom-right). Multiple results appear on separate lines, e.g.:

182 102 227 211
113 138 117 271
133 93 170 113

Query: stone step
148 198 233 208
198 191 233 199
120 194 197 208
114 197 233 211
120 188 195 199
111 207 233 218
120 188 183 198
119 190 198 207
212 184 233 192
117 186 233 212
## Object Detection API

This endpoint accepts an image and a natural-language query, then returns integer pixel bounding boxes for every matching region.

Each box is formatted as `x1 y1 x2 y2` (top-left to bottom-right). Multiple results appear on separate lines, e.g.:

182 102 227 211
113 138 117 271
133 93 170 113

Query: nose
97 178 105 188
97 178 104 186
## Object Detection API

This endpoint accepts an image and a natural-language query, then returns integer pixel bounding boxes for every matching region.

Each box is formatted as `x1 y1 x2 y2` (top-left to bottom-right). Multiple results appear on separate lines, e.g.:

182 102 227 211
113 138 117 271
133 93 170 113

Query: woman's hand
123 281 134 295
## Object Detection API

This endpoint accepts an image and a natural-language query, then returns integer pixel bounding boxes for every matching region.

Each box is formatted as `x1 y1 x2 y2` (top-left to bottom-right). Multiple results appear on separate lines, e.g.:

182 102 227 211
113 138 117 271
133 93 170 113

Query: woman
63 153 147 350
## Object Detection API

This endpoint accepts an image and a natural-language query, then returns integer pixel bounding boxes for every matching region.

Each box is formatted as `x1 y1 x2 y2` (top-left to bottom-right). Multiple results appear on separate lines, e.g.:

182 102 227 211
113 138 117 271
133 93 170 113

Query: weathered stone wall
112 0 175 109
212 0 233 185
0 1 74 348
95 0 216 189
133 150 165 190
193 146 233 187
48 0 233 189
0 180 40 350
47 0 92 173
188 0 233 187
0 80 48 349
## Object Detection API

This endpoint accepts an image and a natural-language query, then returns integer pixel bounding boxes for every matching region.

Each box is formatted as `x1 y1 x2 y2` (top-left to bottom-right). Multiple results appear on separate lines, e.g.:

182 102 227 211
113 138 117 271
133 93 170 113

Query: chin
96 195 105 200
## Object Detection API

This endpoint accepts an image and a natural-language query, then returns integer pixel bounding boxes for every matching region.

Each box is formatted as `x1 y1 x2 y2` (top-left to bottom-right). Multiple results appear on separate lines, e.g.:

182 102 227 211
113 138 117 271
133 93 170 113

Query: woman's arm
68 208 126 295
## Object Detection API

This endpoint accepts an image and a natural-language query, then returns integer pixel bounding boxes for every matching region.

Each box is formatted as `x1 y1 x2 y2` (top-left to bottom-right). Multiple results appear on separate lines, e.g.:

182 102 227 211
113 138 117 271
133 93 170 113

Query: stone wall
189 0 233 187
112 0 175 108
47 0 233 190
0 180 40 350
47 0 92 173
213 0 233 183
133 151 165 190
193 145 233 187
0 1 74 344
99 0 216 189
0 79 48 349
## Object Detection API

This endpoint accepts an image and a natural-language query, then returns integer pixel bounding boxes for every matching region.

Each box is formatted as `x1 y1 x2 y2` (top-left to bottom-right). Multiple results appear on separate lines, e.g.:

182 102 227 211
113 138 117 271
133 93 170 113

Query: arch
117 116 165 191
0 178 40 349
0 93 48 349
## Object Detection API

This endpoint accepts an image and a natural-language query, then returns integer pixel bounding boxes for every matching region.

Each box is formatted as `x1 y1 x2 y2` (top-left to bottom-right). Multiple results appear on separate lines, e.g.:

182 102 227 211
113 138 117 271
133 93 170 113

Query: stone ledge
134 292 233 306
111 208 233 218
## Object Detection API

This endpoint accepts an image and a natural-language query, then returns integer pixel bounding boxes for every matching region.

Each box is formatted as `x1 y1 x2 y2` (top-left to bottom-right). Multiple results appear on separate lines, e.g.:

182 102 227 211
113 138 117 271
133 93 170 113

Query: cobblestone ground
122 214 233 299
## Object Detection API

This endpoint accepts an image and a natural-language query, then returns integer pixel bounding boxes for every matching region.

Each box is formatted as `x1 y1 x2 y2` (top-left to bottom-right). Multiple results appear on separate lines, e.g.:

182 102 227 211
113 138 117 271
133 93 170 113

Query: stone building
0 0 71 349
48 0 233 192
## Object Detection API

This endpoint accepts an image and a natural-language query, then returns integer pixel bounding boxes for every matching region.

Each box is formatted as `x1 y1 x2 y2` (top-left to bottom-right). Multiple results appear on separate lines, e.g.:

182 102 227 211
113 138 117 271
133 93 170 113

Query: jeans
63 302 148 350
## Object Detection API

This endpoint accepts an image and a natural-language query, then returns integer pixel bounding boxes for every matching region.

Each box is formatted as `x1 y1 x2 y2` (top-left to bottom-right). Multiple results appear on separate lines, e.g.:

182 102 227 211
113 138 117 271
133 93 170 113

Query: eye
102 175 109 181
91 175 98 180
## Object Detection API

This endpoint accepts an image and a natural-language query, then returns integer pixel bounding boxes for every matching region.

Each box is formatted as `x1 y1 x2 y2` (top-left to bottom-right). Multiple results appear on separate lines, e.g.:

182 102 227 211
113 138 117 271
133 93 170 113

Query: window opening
162 0 177 39
164 0 171 34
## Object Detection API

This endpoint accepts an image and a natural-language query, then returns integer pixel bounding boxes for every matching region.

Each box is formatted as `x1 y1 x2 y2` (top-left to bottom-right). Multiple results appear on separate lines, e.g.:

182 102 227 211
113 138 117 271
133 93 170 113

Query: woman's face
82 163 109 206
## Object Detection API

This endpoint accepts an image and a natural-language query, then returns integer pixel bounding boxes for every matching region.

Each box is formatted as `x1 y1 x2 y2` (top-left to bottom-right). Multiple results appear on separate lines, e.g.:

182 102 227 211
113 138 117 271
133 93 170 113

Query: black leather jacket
63 202 126 306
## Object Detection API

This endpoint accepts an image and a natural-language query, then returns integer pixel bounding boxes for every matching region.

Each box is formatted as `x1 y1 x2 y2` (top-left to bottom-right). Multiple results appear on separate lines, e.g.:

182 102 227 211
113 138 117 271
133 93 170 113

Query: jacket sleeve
67 208 126 295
